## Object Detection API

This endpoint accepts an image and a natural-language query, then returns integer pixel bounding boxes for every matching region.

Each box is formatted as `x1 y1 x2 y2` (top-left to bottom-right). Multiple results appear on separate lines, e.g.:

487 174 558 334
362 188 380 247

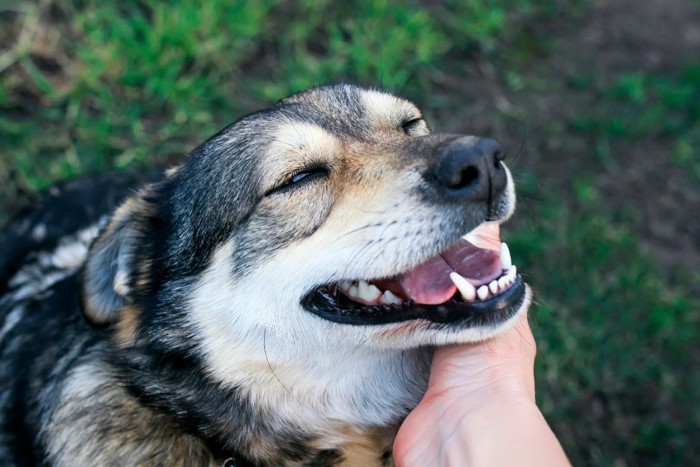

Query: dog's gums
302 223 527 326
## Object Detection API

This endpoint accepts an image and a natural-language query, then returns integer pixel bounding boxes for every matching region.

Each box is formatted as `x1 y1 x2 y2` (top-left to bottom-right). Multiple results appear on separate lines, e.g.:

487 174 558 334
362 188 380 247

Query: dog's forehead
268 120 342 160
358 89 423 127
282 84 423 131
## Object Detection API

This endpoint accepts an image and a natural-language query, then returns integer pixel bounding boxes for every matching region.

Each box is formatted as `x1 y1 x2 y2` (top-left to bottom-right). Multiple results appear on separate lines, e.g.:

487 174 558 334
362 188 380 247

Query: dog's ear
82 197 144 326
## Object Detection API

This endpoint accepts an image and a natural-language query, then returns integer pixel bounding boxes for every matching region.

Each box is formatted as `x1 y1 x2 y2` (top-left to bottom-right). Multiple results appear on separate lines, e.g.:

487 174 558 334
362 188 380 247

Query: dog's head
83 82 529 366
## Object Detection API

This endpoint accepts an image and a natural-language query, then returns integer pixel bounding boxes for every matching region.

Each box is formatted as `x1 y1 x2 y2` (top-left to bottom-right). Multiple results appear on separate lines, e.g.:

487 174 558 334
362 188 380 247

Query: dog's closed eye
267 166 329 196
402 118 428 136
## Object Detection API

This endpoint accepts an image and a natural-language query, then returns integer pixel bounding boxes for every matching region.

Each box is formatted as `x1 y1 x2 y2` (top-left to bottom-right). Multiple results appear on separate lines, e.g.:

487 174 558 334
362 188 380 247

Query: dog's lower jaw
405 283 532 347
181 255 529 464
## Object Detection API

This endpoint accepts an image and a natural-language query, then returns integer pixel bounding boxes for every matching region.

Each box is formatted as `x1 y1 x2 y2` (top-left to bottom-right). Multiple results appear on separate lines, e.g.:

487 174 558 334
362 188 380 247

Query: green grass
0 0 575 205
570 65 700 181
1 1 698 465
511 177 699 464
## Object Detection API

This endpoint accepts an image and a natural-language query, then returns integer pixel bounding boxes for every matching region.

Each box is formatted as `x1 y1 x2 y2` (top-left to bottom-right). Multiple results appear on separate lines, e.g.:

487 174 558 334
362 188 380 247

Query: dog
0 84 530 466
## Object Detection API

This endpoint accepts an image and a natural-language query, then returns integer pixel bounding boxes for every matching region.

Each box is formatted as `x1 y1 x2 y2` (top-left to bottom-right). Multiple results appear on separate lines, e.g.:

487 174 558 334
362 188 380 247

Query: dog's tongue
397 223 502 305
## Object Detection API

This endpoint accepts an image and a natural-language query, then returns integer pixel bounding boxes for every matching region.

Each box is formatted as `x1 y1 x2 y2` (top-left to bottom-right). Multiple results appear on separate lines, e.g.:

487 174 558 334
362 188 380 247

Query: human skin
393 314 571 466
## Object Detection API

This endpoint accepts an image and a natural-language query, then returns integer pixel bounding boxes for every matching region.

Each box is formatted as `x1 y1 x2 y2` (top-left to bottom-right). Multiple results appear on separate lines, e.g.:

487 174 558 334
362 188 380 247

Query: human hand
393 314 570 466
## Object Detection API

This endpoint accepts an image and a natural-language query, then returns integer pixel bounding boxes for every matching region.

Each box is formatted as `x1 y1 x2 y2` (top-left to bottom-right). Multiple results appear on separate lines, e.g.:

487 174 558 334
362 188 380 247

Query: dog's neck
114 330 430 465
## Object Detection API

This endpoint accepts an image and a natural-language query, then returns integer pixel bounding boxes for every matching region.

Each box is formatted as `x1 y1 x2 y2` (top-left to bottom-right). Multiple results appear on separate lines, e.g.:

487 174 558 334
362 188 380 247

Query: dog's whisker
371 218 411 266
354 207 392 215
340 239 378 280
511 111 528 165
263 329 295 399
335 222 384 241
343 334 373 358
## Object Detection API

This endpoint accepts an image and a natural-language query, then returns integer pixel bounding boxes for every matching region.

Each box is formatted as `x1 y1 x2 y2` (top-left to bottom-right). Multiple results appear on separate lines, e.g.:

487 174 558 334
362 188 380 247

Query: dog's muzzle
301 222 526 326
300 136 526 328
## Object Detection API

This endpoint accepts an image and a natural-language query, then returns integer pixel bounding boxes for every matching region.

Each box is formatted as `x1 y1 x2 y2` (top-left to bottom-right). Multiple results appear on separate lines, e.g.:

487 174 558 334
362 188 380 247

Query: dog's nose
432 137 507 202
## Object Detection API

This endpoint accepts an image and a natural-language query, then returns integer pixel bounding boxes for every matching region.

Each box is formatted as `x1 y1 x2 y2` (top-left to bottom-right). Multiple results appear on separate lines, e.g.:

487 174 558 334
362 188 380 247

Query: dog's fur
0 84 529 466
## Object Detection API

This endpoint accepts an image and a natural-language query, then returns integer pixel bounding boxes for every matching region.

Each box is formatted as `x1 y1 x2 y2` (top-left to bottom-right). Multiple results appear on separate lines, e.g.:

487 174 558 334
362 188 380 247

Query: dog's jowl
0 84 530 466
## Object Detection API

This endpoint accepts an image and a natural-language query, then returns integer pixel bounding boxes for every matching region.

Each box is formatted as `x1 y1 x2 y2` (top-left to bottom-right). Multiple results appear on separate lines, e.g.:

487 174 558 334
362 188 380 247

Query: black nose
432 137 507 201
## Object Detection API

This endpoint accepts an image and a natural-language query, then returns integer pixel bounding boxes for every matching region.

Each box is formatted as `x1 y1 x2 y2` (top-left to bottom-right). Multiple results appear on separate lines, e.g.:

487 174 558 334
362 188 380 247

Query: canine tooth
449 272 476 301
509 265 517 280
489 280 498 294
477 285 489 300
380 290 402 305
500 242 512 270
357 280 381 302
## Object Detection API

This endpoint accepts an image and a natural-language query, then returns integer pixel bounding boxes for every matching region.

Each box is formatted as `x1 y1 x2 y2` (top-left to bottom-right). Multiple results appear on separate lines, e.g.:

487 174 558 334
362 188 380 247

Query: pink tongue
397 224 502 305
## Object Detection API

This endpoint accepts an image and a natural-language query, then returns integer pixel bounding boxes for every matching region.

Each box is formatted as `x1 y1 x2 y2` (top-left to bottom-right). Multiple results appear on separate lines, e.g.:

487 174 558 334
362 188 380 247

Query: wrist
423 356 536 414
428 385 537 431
425 397 569 467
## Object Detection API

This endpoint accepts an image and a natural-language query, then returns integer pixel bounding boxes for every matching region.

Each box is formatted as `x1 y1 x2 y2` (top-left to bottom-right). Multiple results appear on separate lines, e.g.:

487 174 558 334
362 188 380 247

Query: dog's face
83 84 529 424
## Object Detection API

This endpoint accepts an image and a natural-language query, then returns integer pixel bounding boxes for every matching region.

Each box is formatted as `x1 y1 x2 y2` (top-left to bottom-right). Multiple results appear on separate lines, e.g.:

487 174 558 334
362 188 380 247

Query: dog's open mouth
302 222 527 326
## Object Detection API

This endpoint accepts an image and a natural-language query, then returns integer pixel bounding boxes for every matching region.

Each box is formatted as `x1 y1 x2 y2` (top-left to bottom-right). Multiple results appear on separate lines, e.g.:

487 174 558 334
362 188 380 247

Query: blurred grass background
1 0 698 464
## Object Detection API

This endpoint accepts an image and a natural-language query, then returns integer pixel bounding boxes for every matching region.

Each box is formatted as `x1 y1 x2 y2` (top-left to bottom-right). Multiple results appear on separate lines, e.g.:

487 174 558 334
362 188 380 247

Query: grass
570 65 700 181
0 0 573 206
1 0 698 465
513 178 699 464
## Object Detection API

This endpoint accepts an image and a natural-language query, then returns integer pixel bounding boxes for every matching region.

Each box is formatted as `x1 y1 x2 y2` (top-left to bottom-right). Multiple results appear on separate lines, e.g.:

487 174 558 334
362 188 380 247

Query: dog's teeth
509 265 517 280
500 242 512 270
449 272 476 301
477 285 489 300
366 284 382 301
348 284 359 298
357 280 381 302
338 280 352 291
498 276 509 290
488 280 498 294
380 290 402 305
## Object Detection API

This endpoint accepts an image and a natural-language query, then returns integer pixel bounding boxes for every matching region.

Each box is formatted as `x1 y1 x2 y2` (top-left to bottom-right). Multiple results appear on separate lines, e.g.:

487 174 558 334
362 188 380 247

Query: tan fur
82 198 140 324
338 427 396 466
115 305 141 347
43 361 216 467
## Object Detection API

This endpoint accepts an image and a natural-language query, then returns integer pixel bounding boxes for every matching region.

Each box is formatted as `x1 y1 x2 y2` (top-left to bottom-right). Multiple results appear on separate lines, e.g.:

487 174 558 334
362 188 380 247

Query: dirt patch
586 0 700 73
428 0 700 279
548 0 700 276
579 0 700 275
